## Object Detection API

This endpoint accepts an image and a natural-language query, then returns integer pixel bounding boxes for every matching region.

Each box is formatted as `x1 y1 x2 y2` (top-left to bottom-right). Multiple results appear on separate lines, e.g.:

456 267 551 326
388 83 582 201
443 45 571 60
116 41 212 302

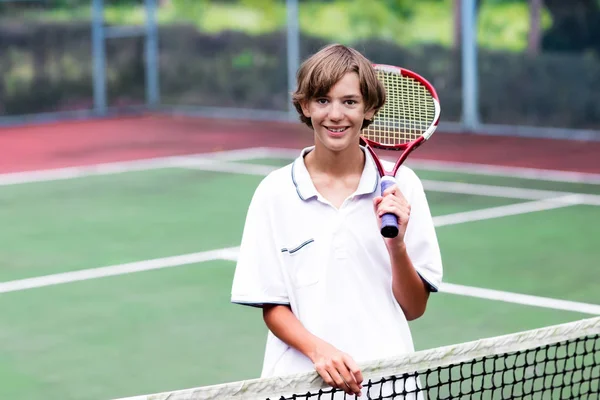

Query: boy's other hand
309 337 363 396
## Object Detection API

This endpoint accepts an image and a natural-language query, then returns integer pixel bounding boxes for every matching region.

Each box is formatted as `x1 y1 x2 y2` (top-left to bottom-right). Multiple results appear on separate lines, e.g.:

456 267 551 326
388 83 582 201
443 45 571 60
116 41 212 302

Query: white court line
0 147 271 187
178 158 278 176
179 158 600 206
0 247 239 294
0 194 583 295
2 146 600 186
1 245 598 316
0 197 588 296
262 147 600 185
422 180 600 205
441 283 600 315
432 195 584 227
408 159 600 185
0 148 597 313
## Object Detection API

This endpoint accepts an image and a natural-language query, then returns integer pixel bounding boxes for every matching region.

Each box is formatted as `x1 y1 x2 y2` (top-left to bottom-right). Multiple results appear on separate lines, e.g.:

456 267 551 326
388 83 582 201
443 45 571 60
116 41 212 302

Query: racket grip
380 177 399 238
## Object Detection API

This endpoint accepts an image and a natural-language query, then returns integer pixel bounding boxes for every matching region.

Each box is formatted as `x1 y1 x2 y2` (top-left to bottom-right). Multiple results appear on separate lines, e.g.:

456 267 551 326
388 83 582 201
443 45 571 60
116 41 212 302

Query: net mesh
276 336 599 399
116 317 600 400
362 67 438 147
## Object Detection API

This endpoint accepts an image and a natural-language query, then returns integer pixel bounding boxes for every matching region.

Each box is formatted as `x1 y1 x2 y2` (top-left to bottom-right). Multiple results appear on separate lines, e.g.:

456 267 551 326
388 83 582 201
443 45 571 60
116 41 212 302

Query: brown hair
292 44 386 129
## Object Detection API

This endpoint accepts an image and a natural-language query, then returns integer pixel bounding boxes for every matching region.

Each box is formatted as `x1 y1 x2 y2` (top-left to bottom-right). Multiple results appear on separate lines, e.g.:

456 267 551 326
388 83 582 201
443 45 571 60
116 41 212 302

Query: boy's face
301 72 376 154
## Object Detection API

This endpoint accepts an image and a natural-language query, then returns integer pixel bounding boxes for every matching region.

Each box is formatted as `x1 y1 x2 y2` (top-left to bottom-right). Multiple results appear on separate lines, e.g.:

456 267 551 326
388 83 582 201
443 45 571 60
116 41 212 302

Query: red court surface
1 114 599 174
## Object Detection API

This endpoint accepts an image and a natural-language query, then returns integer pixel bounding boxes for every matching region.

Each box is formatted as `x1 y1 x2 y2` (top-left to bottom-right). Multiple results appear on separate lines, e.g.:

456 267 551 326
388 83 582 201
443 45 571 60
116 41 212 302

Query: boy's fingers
315 364 335 388
337 367 361 395
381 192 408 208
383 185 396 197
383 185 409 203
328 367 354 395
344 354 364 383
342 355 363 395
377 201 411 218
373 197 384 215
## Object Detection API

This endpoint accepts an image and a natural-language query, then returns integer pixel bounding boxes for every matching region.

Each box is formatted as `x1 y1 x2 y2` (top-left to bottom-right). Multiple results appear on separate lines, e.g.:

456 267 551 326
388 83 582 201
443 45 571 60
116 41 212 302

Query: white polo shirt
231 146 443 379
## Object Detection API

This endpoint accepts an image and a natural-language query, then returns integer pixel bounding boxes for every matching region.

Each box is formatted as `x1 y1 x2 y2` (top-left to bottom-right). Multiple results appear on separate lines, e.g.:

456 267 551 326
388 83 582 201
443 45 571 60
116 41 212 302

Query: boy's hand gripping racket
362 64 441 238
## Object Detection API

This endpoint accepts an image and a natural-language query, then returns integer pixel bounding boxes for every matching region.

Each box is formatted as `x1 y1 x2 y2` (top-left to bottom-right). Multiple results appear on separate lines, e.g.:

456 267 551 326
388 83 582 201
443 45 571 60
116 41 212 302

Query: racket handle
380 177 399 238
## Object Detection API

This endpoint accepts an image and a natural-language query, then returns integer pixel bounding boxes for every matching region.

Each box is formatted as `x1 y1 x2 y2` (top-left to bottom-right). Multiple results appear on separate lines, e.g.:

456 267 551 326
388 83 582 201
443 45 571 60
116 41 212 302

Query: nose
328 102 343 121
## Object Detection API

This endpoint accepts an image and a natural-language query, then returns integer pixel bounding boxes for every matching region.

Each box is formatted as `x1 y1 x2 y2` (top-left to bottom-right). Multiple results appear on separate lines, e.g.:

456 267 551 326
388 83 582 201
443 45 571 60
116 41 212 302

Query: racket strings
363 70 436 146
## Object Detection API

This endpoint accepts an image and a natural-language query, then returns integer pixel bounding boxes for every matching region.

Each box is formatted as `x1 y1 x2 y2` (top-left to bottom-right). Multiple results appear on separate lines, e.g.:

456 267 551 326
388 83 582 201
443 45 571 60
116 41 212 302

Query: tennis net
117 316 600 400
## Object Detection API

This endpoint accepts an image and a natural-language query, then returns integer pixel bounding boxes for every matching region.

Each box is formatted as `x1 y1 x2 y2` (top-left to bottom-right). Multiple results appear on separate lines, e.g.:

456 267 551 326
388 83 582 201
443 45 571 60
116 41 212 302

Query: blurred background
0 1 599 400
1 0 599 137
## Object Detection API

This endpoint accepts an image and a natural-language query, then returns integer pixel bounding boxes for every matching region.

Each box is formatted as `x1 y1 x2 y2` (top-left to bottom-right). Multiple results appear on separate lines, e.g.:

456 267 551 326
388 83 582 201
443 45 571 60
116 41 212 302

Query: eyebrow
316 93 362 100
339 94 362 100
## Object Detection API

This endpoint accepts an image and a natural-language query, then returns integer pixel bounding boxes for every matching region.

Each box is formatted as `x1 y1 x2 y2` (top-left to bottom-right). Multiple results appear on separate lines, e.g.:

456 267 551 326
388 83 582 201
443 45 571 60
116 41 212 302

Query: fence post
286 0 300 120
461 0 480 130
91 0 107 115
145 0 160 108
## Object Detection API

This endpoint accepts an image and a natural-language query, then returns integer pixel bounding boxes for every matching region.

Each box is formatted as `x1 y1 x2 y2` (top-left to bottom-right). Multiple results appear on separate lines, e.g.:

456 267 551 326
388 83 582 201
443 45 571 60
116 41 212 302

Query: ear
365 107 377 121
300 100 311 118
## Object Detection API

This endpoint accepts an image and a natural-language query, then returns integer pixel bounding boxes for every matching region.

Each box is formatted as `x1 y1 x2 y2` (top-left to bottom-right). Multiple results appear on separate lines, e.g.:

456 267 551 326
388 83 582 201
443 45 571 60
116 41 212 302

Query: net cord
114 316 600 400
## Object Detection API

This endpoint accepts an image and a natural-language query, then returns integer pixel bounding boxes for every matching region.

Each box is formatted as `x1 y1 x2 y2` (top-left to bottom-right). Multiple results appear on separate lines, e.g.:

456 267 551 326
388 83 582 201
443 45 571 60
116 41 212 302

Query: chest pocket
281 238 321 287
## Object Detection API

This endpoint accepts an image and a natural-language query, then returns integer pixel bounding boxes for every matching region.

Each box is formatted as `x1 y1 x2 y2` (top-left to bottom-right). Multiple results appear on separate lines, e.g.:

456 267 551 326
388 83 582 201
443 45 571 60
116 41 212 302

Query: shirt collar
291 146 379 201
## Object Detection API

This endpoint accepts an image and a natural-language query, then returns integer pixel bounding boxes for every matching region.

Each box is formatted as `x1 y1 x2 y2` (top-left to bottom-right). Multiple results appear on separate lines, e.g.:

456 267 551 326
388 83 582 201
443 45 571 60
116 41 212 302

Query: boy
231 44 443 397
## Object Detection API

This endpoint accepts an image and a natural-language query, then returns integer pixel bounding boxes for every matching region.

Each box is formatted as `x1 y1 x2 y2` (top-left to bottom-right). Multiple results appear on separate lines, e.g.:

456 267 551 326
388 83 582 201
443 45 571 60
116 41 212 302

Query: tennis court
0 116 599 400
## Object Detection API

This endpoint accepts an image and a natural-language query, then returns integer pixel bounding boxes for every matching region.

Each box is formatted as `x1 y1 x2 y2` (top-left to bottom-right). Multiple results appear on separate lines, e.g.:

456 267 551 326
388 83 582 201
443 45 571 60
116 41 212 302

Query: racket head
361 64 441 152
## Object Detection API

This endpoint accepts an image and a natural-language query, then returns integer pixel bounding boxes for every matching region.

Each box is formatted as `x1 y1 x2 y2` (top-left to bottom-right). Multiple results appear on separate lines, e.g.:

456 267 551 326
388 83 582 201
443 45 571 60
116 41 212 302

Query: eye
345 99 358 105
316 98 328 105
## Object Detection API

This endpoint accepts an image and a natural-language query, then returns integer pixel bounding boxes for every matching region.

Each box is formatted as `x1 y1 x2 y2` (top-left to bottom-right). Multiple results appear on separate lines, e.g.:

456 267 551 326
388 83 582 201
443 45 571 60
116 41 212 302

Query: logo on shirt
281 239 314 254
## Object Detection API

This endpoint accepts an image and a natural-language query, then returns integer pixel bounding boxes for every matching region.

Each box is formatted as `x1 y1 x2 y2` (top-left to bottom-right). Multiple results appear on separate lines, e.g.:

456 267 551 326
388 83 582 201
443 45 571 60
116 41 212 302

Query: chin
323 140 355 153
317 131 358 152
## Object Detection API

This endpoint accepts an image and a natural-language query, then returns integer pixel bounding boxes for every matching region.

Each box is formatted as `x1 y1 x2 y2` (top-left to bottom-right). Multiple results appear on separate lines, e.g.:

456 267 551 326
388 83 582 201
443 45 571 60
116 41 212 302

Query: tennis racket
362 64 441 238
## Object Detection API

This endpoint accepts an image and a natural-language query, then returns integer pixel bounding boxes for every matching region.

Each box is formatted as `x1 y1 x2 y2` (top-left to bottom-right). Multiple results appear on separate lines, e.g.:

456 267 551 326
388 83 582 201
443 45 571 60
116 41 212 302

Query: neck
305 143 365 177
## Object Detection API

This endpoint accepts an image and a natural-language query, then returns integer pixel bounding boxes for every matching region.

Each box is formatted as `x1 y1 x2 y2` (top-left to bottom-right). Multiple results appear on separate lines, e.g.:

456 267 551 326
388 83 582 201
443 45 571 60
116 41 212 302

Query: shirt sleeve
231 178 289 307
401 170 443 292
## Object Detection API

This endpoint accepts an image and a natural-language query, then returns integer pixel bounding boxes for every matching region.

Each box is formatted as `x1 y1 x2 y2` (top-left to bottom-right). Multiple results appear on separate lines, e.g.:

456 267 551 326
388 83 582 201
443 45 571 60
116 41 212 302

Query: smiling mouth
326 127 349 134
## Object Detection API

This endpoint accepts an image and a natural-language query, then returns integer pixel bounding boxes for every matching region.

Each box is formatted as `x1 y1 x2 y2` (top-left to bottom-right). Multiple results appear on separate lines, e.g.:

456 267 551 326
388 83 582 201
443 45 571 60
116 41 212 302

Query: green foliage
168 0 543 51
0 0 559 53
478 1 552 51
298 0 409 44
380 0 413 17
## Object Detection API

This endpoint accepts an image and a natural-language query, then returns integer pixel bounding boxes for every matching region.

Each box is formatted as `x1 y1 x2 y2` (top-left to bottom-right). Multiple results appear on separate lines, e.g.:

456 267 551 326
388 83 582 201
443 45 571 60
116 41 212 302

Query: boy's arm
387 244 430 320
373 183 435 320
262 304 363 396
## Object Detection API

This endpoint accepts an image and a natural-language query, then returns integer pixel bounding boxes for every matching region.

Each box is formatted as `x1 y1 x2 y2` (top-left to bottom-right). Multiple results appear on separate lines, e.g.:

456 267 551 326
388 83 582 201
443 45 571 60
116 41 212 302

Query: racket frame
361 64 441 237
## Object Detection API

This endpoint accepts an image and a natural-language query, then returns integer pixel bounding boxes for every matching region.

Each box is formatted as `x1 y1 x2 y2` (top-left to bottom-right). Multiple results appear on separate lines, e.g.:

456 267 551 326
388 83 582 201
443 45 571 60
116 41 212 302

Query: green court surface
0 151 598 400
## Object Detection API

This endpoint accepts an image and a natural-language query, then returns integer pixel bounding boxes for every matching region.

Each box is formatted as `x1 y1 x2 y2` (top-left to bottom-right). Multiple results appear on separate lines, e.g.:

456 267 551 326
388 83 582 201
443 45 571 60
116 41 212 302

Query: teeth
329 128 346 132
